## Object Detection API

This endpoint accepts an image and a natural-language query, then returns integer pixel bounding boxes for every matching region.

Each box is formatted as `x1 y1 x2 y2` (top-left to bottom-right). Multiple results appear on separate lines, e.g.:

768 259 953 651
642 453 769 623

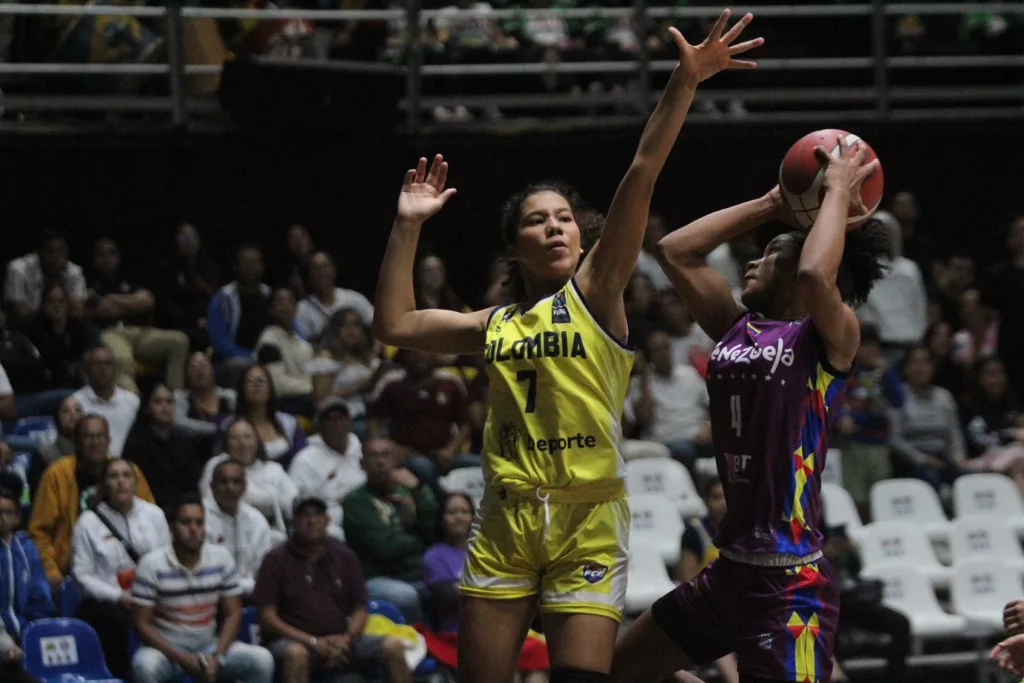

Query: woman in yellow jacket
28 414 155 588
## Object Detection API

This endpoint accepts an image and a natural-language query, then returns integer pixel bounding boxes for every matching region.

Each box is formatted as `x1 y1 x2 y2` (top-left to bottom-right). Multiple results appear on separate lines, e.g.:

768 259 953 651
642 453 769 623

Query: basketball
778 129 884 230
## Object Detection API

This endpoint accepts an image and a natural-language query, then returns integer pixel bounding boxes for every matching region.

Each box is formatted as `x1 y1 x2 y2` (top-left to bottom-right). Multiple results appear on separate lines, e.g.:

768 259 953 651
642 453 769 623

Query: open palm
397 154 457 224
670 9 763 85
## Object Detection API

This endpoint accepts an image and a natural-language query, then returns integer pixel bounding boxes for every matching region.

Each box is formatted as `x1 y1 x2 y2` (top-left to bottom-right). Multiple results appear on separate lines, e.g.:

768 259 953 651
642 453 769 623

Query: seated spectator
835 325 905 521
72 345 141 457
152 223 221 352
0 442 30 510
122 383 209 510
657 291 713 371
319 308 388 427
677 478 738 683
295 252 373 342
823 520 910 683
888 345 966 492
37 394 82 465
623 272 659 352
226 364 308 468
951 288 999 373
203 459 273 597
368 349 478 488
0 489 53 683
856 211 927 366
634 213 672 291
174 352 237 437
960 358 1024 492
624 330 711 483
30 414 155 588
923 321 966 403
3 295 79 420
253 495 412 683
343 437 437 625
279 224 316 300
255 288 315 412
4 230 86 325
423 492 474 632
931 252 975 331
25 281 95 397
289 398 364 539
83 237 190 392
208 245 272 385
981 215 1024 398
201 418 297 542
71 459 170 679
131 494 274 683
414 254 467 313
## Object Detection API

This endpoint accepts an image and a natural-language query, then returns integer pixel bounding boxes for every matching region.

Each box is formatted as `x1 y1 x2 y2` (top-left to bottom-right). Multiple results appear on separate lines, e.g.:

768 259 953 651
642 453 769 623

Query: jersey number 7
516 370 538 413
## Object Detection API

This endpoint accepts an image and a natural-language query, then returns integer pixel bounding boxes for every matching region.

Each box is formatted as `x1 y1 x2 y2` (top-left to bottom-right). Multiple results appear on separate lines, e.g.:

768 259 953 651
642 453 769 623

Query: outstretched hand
814 136 880 217
397 154 457 225
669 9 763 86
991 633 1024 675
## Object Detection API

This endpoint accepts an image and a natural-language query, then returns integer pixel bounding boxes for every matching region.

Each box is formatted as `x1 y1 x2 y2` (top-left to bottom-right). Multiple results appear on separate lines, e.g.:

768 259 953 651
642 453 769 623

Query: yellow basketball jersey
482 279 634 496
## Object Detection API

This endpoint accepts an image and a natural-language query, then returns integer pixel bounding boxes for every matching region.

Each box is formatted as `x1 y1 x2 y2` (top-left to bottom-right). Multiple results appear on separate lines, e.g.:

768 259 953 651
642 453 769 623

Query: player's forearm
797 188 848 286
372 219 422 345
659 194 775 263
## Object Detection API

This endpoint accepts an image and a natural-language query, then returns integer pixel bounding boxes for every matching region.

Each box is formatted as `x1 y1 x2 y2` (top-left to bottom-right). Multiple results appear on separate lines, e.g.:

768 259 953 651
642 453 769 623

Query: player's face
511 191 582 286
740 234 801 312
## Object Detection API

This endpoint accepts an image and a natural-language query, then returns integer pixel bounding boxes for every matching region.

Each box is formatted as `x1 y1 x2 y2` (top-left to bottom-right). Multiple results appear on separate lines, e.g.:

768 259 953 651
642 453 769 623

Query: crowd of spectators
0 192 1020 681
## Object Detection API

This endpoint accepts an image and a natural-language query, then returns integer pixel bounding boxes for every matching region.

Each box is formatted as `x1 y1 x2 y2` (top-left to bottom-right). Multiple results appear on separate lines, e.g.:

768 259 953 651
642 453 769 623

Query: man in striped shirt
131 493 274 683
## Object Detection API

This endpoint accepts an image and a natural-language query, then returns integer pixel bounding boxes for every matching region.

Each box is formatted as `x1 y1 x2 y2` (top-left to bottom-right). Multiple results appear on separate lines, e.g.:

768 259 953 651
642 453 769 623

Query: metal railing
0 1 1020 132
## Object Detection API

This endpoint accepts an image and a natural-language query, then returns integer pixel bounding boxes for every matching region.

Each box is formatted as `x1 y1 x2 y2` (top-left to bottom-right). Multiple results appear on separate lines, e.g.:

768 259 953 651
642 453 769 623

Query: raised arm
577 10 762 335
372 155 494 354
656 192 779 341
796 137 880 372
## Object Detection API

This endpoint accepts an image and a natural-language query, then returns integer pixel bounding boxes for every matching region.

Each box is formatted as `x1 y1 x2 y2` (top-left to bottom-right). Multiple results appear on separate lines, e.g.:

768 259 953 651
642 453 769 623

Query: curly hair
787 217 893 307
499 182 605 303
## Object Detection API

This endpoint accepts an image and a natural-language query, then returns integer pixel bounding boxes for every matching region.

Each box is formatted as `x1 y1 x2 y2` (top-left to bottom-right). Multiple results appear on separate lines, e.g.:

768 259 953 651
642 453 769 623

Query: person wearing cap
342 437 438 625
252 494 412 683
288 397 365 540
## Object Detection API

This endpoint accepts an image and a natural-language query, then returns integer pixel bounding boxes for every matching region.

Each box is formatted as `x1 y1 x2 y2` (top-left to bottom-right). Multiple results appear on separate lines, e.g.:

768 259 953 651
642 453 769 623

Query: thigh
101 328 133 359
645 563 734 669
610 609 699 683
132 645 179 682
219 641 273 679
733 561 839 683
540 497 629 622
134 328 188 361
461 489 542 602
542 612 619 673
458 594 537 683
366 577 422 618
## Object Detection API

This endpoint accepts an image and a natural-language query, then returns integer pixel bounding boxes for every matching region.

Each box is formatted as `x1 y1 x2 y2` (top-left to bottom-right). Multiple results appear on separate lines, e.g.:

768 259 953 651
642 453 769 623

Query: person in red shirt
367 348 479 490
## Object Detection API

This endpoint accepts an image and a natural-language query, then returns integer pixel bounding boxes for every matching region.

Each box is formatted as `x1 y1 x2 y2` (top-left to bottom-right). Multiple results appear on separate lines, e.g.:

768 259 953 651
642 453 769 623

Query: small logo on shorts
581 563 608 584
757 633 773 651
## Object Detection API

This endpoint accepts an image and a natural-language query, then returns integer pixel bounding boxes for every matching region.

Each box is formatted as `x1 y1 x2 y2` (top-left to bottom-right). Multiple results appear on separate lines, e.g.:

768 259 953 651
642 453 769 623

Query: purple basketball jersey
706 313 848 558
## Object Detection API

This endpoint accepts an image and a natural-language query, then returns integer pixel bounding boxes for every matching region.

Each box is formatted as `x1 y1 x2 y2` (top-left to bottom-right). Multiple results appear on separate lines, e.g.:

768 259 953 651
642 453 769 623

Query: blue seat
59 577 81 618
12 415 56 438
366 600 439 679
237 605 262 645
23 617 124 683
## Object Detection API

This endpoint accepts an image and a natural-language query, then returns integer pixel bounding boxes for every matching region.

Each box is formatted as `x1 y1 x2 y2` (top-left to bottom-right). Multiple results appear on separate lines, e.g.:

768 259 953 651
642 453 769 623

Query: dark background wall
2 118 1021 299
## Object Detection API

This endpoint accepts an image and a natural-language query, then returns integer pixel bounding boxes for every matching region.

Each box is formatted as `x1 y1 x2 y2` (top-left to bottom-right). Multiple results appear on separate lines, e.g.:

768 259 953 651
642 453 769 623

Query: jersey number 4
516 370 538 413
730 394 742 437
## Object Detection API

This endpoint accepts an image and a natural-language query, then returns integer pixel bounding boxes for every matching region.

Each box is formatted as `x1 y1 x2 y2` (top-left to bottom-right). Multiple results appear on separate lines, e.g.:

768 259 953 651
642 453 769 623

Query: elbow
654 236 693 270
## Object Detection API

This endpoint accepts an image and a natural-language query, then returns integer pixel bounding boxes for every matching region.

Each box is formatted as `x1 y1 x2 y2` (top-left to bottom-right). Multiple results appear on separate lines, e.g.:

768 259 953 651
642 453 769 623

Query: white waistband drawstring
535 487 551 537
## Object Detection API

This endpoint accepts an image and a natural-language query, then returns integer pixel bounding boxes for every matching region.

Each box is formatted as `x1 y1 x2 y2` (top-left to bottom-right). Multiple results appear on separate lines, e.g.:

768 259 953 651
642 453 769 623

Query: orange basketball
778 129 884 230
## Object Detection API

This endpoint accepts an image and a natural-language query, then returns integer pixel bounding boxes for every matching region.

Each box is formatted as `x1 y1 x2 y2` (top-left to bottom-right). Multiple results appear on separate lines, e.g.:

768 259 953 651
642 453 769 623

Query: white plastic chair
629 493 685 566
866 563 967 639
439 467 486 509
620 440 671 462
859 521 951 589
953 474 1024 537
949 515 1024 574
820 448 843 487
870 478 952 543
950 557 1024 634
626 458 707 518
821 482 867 543
624 539 677 615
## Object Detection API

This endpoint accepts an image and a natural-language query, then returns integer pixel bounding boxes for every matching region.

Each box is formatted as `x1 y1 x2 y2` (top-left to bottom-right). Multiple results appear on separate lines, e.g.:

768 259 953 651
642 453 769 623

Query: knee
168 330 190 351
130 648 163 682
281 640 310 670
251 646 276 677
381 636 409 666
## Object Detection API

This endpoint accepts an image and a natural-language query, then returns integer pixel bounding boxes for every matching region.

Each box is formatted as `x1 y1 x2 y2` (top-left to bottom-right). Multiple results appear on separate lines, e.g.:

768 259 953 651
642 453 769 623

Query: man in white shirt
4 230 87 323
131 494 274 683
625 330 711 481
72 345 140 457
295 252 374 341
204 458 273 596
289 397 365 539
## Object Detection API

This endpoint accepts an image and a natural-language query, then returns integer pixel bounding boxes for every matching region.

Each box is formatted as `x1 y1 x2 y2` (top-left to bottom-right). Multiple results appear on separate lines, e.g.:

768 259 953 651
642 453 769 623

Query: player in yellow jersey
373 11 762 683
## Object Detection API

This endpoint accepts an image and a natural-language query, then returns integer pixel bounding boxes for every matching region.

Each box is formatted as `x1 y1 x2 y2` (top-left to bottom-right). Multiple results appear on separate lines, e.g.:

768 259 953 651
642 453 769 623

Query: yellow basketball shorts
460 486 630 622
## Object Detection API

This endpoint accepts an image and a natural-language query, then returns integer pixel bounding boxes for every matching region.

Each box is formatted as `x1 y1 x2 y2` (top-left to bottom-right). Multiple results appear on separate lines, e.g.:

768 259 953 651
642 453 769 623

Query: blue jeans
366 576 429 625
132 641 274 683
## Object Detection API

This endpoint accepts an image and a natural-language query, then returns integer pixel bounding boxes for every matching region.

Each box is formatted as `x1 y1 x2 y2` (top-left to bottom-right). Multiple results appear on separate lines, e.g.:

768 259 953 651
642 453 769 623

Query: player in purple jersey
611 138 891 683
